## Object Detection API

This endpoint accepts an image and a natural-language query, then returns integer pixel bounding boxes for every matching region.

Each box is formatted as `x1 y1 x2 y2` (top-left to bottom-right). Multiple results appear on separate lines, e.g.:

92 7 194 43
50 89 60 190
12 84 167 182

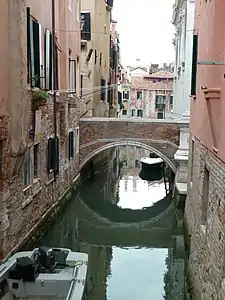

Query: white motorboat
0 247 88 299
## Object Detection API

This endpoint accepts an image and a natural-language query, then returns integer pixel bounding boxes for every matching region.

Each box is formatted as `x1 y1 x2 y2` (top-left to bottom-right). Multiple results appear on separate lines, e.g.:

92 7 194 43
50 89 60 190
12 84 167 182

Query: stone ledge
80 117 181 124
175 182 187 194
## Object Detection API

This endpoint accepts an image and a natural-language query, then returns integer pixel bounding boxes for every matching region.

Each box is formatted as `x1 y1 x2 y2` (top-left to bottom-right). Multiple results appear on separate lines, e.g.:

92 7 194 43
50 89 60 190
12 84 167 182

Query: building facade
129 71 174 119
172 0 195 118
185 0 225 299
0 0 81 257
117 68 131 117
80 0 119 117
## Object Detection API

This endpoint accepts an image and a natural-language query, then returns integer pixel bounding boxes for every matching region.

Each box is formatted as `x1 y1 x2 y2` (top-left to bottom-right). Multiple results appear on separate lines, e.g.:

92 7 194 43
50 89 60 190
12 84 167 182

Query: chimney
135 58 141 67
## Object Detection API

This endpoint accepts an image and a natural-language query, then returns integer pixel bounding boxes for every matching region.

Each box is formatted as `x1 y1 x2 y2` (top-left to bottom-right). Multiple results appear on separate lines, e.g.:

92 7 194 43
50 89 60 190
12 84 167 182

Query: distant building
117 68 131 117
129 70 174 119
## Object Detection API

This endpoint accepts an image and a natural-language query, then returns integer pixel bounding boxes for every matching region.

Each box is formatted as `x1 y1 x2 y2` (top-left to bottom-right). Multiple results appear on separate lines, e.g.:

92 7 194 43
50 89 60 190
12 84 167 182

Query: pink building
185 0 225 298
129 71 173 119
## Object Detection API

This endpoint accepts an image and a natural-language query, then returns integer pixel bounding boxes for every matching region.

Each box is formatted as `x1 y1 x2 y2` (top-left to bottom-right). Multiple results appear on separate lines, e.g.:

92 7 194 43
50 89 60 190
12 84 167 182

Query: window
27 8 42 88
45 29 53 90
122 110 127 115
101 78 106 101
155 95 166 109
137 109 143 117
68 131 74 160
75 127 79 154
80 12 91 41
190 139 194 181
68 49 76 92
33 144 39 178
202 166 209 226
123 91 129 100
131 109 135 117
170 95 173 105
157 112 164 119
68 0 72 11
23 148 31 187
80 74 83 98
95 50 97 64
47 137 59 175
137 91 142 100
191 34 198 96
100 52 102 66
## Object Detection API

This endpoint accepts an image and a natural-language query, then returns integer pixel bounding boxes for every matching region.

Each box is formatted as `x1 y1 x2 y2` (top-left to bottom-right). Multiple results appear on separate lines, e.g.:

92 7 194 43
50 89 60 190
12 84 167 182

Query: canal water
33 146 189 300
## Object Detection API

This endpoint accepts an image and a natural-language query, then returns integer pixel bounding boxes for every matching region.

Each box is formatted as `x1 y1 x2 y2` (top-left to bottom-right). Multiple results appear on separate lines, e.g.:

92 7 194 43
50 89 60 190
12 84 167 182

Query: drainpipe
52 0 57 181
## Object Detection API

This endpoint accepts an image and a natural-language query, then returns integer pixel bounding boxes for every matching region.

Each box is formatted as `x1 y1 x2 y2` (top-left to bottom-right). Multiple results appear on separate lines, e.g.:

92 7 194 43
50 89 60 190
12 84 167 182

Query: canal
30 146 191 299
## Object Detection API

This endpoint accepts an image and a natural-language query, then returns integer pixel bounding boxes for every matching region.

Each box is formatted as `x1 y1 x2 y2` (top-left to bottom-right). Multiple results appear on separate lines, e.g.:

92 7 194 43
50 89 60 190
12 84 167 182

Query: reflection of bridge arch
79 140 177 173
77 219 180 248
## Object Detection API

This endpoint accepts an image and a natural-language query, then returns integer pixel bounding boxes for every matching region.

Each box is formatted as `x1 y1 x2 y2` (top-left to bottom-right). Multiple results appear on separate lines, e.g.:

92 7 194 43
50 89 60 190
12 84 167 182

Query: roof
131 76 173 90
130 66 148 72
145 70 174 79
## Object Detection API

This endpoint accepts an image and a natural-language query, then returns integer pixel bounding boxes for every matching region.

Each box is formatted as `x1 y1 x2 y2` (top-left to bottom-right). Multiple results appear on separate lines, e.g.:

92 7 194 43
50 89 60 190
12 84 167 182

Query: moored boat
0 247 88 299
139 157 164 169
139 157 164 181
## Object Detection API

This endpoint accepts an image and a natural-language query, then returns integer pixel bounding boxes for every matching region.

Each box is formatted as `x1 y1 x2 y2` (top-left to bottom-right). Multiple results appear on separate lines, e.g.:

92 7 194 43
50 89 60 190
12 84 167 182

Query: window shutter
45 29 53 90
101 79 106 101
55 137 59 175
27 7 31 84
47 138 54 172
155 95 159 109
33 20 41 88
191 34 198 96
68 131 74 159
81 12 91 41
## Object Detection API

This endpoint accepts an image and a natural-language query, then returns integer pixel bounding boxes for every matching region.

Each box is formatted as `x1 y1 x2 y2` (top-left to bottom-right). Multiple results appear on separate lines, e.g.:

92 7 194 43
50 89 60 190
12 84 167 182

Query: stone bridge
79 117 185 172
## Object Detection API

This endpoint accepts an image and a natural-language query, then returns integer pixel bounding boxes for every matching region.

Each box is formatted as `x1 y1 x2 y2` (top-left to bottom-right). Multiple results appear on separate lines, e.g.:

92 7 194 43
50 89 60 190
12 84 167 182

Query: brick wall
1 94 80 256
185 137 225 300
79 118 180 166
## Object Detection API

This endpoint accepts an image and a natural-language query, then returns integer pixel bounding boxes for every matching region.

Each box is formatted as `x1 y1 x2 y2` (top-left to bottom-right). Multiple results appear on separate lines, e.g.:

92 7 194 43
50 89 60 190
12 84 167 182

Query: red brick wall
79 119 180 164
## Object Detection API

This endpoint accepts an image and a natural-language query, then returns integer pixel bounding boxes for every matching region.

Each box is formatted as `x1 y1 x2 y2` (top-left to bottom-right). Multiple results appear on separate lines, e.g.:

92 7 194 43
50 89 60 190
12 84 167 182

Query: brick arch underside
79 139 178 173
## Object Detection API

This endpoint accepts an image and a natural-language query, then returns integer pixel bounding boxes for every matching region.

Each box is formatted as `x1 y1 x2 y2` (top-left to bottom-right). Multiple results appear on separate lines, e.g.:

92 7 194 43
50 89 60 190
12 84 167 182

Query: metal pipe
52 0 57 181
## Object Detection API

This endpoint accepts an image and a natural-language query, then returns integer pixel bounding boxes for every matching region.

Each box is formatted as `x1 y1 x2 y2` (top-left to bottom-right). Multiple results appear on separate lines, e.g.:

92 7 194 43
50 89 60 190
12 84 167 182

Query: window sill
33 178 42 197
23 185 32 193
21 195 33 209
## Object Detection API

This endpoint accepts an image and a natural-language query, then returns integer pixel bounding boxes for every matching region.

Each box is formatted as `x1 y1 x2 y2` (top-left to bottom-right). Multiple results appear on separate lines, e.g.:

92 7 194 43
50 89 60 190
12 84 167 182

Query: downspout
52 0 57 181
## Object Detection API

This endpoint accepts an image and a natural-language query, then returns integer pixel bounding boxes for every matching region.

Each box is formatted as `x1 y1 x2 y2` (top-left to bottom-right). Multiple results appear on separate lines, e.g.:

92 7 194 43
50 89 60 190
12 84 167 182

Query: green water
37 147 188 300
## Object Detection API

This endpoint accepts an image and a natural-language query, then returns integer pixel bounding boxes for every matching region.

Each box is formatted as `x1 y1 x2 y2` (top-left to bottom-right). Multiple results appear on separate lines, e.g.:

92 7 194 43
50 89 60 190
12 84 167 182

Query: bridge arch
79 140 177 173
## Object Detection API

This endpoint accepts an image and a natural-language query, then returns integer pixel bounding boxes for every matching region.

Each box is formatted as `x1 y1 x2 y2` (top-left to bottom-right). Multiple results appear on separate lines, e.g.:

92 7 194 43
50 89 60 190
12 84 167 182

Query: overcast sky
112 0 175 67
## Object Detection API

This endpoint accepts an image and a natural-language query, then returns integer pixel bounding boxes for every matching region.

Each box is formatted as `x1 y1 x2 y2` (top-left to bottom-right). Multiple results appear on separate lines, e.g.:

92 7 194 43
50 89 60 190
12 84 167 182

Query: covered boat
0 247 88 299
139 157 164 181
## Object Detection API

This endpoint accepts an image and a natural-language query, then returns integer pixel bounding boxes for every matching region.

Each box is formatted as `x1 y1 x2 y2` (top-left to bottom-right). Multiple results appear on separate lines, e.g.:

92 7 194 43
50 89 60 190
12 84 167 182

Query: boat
139 157 164 181
139 157 164 169
0 247 88 299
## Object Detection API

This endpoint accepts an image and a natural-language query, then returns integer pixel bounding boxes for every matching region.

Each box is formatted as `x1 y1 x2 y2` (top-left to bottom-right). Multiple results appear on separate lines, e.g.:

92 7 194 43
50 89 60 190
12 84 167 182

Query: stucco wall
190 0 225 162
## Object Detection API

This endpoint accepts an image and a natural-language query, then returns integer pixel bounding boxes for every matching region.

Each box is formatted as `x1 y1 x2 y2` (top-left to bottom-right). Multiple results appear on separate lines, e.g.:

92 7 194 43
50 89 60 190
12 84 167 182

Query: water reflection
107 247 167 300
118 176 167 209
29 146 187 300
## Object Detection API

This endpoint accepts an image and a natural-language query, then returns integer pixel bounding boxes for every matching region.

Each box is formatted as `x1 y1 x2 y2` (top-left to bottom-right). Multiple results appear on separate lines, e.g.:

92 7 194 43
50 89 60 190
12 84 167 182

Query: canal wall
3 174 81 259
